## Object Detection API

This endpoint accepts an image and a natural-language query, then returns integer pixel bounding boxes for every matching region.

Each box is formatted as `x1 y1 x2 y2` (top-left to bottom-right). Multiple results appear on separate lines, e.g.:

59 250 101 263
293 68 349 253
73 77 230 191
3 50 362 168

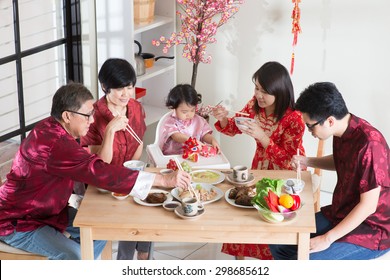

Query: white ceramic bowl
111 192 129 200
283 178 305 194
253 204 301 223
123 160 146 171
234 117 255 131
96 187 110 194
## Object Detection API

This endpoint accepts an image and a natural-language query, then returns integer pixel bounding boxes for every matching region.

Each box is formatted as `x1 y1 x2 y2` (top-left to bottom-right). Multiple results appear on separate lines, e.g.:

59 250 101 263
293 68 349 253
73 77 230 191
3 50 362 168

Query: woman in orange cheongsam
212 61 306 260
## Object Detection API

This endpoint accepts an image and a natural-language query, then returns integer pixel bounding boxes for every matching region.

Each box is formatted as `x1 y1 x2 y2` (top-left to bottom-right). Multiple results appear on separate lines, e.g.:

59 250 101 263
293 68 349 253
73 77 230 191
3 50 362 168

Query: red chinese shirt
215 97 305 259
0 117 141 236
80 96 146 166
215 97 305 170
322 114 390 250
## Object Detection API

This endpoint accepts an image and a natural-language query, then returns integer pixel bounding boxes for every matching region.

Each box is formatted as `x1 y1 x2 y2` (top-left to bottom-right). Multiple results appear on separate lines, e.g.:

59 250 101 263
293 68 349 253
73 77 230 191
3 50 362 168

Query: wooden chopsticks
173 157 200 202
113 108 143 145
210 105 250 117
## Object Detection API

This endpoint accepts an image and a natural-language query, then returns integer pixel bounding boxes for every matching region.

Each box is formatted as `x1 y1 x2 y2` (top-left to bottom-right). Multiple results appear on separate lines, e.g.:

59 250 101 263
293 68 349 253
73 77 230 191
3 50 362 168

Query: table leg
79 227 94 260
101 240 113 260
297 233 310 260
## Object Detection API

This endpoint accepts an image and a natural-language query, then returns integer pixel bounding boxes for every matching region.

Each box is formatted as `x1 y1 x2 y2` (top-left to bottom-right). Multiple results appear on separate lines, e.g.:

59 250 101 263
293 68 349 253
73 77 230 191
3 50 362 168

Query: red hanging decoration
290 0 301 75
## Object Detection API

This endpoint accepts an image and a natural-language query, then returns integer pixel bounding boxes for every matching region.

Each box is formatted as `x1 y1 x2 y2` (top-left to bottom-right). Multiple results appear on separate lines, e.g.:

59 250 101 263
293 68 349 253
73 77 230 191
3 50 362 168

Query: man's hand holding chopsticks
154 170 191 190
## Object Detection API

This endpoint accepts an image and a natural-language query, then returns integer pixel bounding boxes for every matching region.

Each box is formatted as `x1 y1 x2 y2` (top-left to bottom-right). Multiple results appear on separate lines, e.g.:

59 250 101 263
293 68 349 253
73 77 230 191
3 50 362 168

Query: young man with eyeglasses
0 83 191 260
269 82 390 260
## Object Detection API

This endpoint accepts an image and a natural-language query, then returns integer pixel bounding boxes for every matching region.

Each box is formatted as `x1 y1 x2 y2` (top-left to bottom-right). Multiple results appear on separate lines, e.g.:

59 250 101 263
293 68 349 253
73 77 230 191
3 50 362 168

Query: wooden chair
0 178 48 260
312 139 324 213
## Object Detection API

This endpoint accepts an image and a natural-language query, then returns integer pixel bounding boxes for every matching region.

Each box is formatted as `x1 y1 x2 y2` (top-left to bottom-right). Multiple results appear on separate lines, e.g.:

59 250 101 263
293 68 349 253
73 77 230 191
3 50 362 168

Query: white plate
174 206 205 220
226 173 256 186
224 188 254 209
171 183 224 204
190 169 225 184
133 189 173 206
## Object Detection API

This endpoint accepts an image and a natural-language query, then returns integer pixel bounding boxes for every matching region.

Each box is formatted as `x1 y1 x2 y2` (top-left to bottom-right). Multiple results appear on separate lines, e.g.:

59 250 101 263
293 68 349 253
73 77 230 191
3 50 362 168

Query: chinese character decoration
290 0 302 75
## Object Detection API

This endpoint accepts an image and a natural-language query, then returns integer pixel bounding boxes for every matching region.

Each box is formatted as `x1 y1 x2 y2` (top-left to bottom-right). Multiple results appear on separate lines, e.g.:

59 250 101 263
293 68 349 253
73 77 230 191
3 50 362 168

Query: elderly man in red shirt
269 82 390 260
0 83 191 260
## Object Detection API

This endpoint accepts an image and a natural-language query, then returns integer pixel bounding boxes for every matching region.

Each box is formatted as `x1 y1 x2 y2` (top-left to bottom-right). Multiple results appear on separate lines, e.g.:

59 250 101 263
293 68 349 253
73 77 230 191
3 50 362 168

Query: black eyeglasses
66 110 95 121
306 118 326 131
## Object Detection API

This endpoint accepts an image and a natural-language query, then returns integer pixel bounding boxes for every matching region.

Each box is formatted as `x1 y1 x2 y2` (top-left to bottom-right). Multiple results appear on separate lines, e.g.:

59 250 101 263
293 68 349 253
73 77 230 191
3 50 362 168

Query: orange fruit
279 194 294 209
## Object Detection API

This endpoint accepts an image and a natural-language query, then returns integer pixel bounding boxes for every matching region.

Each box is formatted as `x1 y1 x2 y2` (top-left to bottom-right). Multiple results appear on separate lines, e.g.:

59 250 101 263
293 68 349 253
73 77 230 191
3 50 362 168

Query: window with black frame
0 0 82 143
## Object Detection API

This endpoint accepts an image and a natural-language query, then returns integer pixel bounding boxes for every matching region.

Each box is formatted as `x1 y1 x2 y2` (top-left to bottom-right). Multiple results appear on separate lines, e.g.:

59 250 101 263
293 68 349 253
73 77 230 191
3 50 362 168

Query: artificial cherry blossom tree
152 0 244 89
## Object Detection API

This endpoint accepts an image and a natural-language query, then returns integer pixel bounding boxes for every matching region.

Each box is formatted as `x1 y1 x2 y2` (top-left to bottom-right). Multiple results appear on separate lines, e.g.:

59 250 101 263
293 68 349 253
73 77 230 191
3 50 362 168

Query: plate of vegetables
251 178 302 223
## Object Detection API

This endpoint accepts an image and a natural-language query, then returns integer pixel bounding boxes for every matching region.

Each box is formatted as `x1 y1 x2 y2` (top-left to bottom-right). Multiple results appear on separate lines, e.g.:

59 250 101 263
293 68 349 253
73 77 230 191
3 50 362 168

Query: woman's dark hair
165 84 201 109
51 82 94 120
296 82 349 121
98 58 137 94
252 61 295 121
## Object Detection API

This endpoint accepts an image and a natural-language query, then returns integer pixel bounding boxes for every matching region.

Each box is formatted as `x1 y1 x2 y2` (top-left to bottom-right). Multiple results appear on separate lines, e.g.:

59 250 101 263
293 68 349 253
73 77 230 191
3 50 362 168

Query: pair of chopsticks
113 109 143 145
296 149 301 181
173 157 201 202
210 103 250 117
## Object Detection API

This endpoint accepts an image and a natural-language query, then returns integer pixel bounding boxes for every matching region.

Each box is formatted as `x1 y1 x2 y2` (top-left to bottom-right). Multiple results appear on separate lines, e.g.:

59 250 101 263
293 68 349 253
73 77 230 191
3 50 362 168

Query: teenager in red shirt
270 82 390 259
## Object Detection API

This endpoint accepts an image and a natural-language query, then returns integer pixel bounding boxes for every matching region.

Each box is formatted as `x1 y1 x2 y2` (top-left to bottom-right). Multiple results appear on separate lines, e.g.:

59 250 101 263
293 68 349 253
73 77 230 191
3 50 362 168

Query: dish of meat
171 183 224 204
224 186 256 209
133 189 172 206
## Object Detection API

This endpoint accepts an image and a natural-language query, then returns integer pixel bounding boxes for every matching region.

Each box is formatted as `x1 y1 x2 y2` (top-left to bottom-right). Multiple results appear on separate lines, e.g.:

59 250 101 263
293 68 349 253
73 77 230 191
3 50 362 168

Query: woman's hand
106 115 129 134
211 105 228 122
241 120 266 141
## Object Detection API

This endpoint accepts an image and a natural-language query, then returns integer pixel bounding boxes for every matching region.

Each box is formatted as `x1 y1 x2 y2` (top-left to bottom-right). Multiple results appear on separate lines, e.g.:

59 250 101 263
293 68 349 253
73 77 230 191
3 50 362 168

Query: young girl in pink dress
161 84 220 155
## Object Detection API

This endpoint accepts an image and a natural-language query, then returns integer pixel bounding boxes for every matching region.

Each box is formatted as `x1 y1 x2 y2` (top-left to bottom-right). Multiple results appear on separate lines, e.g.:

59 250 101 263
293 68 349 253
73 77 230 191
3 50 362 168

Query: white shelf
134 15 174 34
143 105 169 126
137 61 175 83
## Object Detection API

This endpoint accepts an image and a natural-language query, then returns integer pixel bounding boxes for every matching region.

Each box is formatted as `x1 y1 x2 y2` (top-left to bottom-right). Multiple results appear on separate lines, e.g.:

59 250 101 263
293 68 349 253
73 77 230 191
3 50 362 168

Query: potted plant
152 0 245 90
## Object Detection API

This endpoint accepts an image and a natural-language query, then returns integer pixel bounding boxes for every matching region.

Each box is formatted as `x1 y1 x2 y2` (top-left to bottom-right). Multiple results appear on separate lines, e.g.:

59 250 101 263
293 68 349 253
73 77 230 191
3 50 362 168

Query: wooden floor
0 140 19 182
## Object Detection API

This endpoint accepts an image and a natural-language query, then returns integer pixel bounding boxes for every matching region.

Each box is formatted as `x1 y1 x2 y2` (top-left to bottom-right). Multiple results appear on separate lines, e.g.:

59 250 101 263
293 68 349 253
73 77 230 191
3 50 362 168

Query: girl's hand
211 105 228 121
210 139 221 154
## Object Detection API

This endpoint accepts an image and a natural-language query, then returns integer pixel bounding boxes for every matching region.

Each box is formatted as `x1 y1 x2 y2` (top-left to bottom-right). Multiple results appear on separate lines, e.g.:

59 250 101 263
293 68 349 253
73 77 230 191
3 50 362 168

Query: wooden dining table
73 169 316 260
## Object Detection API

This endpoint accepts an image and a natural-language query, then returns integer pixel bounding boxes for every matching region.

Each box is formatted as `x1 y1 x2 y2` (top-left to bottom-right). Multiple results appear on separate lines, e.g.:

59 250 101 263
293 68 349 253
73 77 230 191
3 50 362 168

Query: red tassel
290 52 295 75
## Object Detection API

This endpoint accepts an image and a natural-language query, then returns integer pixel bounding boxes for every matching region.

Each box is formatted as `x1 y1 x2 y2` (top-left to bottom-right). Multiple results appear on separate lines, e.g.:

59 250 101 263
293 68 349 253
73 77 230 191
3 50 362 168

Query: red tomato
290 194 301 211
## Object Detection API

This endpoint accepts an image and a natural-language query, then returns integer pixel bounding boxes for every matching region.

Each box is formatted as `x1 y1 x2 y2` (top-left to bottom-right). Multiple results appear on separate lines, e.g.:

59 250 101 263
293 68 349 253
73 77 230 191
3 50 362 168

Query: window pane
23 45 66 126
19 0 64 51
0 62 19 137
0 1 15 57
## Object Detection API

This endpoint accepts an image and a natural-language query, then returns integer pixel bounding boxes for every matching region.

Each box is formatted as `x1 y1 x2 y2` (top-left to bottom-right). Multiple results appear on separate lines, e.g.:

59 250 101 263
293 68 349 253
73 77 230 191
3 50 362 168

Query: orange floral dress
215 97 305 259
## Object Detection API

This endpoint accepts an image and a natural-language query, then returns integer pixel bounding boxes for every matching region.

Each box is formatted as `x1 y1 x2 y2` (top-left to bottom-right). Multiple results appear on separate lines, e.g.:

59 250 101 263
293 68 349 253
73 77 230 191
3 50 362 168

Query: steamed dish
191 170 220 183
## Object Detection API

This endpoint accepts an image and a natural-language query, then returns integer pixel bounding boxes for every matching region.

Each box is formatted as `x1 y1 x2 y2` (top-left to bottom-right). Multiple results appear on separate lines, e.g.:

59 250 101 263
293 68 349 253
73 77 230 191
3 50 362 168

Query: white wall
176 0 390 193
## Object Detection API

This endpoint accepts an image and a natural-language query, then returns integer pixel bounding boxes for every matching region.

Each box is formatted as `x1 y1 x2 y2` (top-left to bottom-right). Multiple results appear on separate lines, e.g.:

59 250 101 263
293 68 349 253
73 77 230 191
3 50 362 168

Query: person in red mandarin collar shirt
212 61 305 260
81 58 150 260
0 83 191 260
270 82 390 260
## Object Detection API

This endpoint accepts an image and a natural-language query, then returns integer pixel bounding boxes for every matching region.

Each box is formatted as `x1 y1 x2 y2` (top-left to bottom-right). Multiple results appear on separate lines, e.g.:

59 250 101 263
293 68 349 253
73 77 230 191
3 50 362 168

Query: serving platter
171 183 224 205
190 169 225 184
224 188 254 209
133 189 173 207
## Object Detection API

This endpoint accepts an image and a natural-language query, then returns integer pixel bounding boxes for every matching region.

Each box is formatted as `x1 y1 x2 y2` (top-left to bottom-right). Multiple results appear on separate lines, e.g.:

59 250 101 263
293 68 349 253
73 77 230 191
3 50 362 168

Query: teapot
134 40 145 76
